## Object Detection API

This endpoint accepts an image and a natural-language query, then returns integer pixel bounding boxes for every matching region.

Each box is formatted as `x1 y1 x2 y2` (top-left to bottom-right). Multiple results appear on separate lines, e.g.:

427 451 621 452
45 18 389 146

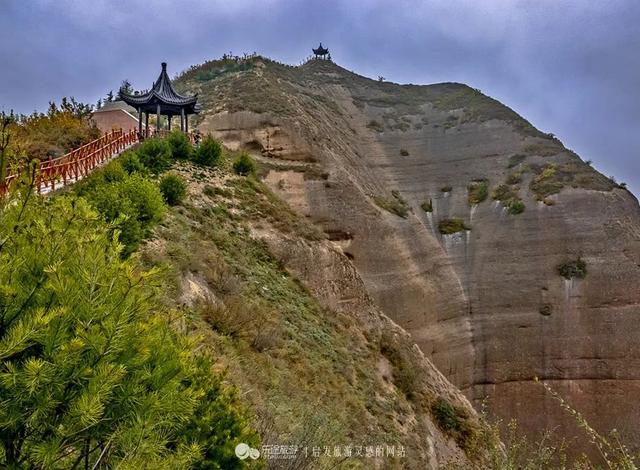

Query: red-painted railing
1 128 196 195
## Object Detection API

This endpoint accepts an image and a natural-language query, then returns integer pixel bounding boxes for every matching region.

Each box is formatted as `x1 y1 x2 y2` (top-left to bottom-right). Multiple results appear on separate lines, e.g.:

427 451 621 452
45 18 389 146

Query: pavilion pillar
168 115 172 131
137 108 142 139
185 113 189 133
181 108 185 132
156 103 161 133
145 112 149 138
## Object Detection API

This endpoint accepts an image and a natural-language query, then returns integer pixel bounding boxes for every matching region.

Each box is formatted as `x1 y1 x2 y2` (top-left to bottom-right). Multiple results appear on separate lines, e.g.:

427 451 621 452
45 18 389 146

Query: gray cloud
1 0 638 193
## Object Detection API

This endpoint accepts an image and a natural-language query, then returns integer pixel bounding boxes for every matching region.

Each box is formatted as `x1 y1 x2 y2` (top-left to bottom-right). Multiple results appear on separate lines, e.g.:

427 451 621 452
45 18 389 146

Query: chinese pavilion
312 43 329 59
120 62 198 137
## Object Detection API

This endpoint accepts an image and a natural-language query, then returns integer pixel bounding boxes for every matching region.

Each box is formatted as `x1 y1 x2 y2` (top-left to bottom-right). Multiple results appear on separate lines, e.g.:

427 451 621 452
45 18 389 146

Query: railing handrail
1 128 196 196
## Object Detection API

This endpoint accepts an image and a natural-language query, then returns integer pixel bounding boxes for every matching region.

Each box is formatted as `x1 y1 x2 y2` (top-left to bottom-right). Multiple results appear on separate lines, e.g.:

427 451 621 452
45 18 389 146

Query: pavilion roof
120 63 198 114
313 43 329 55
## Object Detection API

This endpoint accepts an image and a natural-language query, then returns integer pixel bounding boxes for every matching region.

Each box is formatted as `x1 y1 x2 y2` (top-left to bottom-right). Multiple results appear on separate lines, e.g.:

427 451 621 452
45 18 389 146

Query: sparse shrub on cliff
506 171 522 185
160 173 187 206
367 119 384 132
441 185 453 193
438 218 470 234
507 153 527 168
379 333 420 401
468 180 488 205
374 190 410 218
506 198 525 215
421 198 433 213
400 148 409 156
557 257 587 279
524 141 563 157
232 151 256 176
492 184 518 202
193 135 223 167
431 398 477 452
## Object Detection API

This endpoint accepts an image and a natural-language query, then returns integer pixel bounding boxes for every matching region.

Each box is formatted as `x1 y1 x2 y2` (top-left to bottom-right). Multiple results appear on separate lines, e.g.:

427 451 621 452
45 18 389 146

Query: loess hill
174 57 640 457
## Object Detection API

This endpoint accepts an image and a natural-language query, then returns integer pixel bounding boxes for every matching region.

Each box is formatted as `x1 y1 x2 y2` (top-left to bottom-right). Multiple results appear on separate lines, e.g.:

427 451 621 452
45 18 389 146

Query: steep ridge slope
142 163 495 469
175 57 640 452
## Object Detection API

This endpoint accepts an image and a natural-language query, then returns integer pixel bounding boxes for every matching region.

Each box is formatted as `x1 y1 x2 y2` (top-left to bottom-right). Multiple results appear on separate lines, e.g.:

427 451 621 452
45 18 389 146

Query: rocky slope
142 163 496 469
175 57 640 455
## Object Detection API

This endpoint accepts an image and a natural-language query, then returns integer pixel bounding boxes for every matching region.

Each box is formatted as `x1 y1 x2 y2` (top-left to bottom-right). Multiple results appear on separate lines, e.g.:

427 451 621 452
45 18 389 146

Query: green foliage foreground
0 188 257 469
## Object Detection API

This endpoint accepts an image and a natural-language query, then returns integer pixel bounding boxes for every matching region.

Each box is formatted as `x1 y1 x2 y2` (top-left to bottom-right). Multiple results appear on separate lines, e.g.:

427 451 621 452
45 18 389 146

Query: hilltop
174 56 640 458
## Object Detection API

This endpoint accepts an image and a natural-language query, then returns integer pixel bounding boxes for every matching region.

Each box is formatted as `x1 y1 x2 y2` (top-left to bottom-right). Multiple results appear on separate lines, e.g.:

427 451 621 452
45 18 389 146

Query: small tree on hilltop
0 111 16 189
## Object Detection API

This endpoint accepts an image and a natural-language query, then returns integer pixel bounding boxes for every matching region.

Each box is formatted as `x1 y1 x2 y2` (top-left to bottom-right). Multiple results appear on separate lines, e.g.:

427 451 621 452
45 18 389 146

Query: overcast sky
1 0 639 194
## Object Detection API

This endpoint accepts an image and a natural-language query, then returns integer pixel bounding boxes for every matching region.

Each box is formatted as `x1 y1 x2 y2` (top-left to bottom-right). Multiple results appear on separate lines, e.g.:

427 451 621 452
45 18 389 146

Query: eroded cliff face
176 57 640 452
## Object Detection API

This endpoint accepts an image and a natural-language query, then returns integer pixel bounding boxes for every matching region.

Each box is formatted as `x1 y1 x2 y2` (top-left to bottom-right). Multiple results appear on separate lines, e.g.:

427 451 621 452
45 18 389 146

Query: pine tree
0 187 259 469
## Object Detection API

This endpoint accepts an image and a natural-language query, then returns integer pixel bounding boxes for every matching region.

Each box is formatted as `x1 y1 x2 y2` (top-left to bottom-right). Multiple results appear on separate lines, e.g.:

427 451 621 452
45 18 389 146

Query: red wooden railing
1 128 196 196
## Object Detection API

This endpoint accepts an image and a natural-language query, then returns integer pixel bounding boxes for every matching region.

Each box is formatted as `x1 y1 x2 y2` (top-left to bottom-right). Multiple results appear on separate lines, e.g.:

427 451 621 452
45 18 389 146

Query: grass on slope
141 163 458 469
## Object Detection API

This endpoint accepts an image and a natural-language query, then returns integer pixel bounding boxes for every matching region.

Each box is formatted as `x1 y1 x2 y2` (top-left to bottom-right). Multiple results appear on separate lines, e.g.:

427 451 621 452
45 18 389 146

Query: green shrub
232 152 256 176
102 160 127 182
506 198 525 214
119 150 145 174
0 189 257 468
421 199 433 213
440 185 453 193
167 130 193 160
431 398 475 451
506 172 522 185
492 184 518 201
438 218 470 234
467 180 488 205
160 173 187 206
82 174 165 256
136 137 172 173
558 258 587 279
194 135 223 167
374 190 410 218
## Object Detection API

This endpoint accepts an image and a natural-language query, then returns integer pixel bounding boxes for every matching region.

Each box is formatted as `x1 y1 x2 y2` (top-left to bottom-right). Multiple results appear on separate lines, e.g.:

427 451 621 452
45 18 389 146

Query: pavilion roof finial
161 62 167 71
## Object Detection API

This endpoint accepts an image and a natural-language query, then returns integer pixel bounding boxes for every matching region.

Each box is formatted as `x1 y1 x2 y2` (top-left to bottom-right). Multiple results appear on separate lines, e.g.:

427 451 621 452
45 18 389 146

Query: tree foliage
232 152 256 176
160 173 187 206
0 188 259 469
136 138 172 174
167 131 193 161
194 136 223 167
4 98 98 163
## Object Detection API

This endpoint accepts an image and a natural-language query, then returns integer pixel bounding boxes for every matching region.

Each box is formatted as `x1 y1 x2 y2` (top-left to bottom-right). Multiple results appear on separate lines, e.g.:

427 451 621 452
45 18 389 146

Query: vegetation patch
506 171 522 185
374 190 410 218
467 180 488 205
492 184 518 202
440 185 452 193
232 151 257 176
558 258 587 280
506 198 525 215
160 173 187 206
400 148 409 156
421 198 433 213
366 119 384 133
438 218 470 235
524 141 563 157
507 153 527 168
431 398 476 452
